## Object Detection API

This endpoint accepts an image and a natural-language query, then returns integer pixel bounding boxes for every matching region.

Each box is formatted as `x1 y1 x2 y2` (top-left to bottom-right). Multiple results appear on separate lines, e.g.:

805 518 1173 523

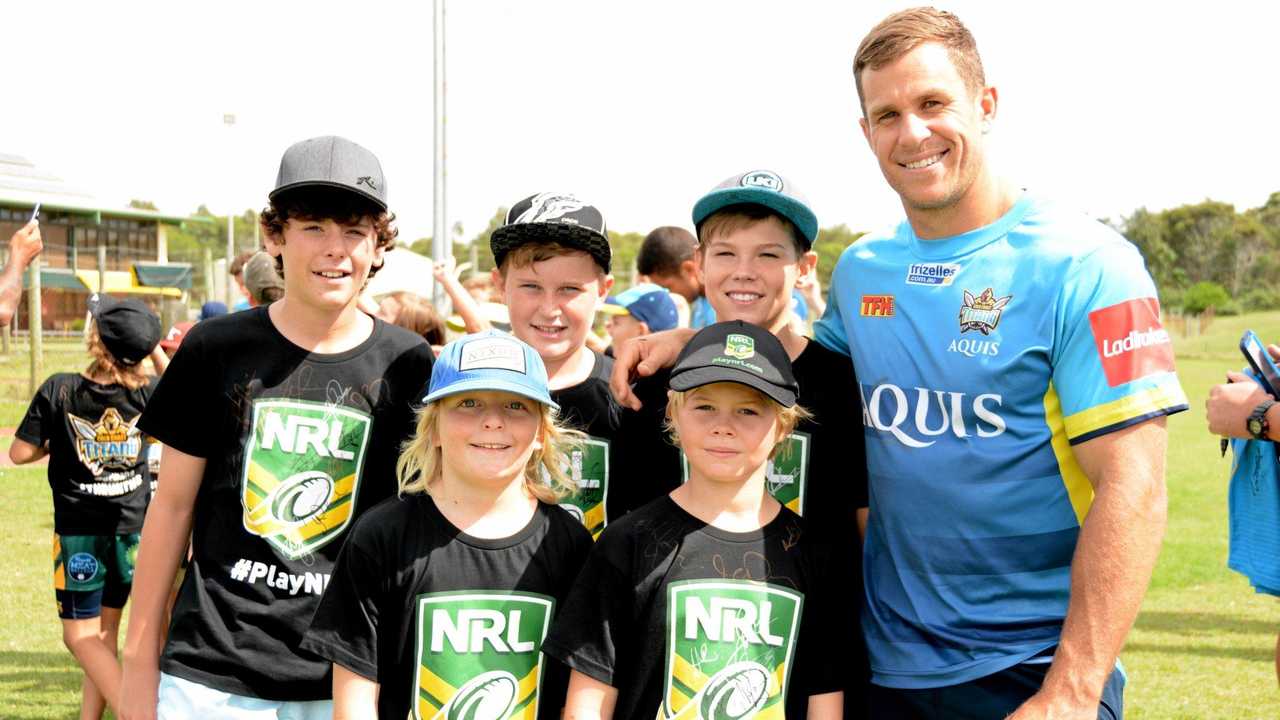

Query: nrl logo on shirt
69 408 143 476
959 288 1012 335
680 431 810 515
663 580 802 720
241 399 372 560
545 435 610 538
413 591 554 720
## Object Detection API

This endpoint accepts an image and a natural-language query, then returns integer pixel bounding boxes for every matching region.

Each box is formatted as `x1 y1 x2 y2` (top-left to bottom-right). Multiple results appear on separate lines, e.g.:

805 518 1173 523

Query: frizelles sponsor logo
948 338 1000 358
662 580 802 720
1088 297 1175 387
861 383 1006 448
860 294 895 317
412 591 554 720
241 399 372 560
906 262 961 286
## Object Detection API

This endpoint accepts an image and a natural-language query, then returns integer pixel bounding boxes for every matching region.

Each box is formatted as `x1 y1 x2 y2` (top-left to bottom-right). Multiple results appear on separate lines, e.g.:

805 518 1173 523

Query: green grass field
1 316 1278 718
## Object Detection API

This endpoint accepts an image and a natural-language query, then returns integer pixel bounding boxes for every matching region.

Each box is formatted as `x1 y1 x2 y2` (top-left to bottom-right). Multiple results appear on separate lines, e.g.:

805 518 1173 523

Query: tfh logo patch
241 399 372 560
663 580 803 720
412 591 554 720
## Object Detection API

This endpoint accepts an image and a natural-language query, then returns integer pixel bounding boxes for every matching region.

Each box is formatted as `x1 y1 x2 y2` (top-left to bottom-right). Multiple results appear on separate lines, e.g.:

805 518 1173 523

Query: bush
1182 281 1232 315
1241 287 1280 312
1217 301 1242 316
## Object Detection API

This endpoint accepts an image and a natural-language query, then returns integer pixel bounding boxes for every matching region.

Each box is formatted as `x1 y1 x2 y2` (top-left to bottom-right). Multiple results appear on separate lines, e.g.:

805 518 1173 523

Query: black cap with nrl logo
669 320 799 407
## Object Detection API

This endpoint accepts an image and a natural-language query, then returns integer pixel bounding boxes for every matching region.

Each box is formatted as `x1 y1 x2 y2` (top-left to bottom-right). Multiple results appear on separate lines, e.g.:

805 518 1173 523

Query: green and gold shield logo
413 591 554 720
241 399 372 560
553 436 610 538
680 431 810 515
662 580 803 720
724 334 755 360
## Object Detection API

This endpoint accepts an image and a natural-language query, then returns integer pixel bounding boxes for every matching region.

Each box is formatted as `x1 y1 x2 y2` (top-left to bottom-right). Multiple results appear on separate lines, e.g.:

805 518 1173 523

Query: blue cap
692 170 818 249
199 301 228 320
602 283 678 332
425 331 558 410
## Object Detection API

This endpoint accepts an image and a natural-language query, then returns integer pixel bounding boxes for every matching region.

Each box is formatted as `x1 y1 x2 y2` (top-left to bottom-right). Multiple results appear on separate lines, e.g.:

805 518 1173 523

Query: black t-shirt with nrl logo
541 496 846 720
302 494 592 720
137 306 434 700
17 373 158 534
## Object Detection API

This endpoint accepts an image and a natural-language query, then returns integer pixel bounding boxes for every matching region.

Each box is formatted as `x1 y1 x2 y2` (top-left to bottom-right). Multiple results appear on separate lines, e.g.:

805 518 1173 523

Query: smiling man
810 8 1190 719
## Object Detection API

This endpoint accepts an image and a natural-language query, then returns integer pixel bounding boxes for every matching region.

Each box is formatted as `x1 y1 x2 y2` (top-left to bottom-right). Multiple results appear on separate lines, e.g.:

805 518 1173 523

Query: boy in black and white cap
544 320 847 719
121 136 435 719
10 293 163 719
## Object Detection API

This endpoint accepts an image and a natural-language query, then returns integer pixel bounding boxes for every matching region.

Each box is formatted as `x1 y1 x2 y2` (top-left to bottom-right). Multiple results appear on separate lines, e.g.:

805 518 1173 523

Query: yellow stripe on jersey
52 534 65 591
1044 383 1094 525
1062 381 1188 442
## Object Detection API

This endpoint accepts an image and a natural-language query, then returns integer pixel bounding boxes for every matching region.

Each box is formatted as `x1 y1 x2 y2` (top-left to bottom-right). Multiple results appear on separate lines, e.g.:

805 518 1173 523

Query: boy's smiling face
265 216 382 312
671 382 782 486
698 217 815 334
436 390 542 486
495 250 611 369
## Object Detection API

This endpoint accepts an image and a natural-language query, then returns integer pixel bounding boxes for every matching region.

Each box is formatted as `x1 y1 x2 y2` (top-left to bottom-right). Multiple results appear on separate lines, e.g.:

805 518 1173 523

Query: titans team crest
68 408 143 476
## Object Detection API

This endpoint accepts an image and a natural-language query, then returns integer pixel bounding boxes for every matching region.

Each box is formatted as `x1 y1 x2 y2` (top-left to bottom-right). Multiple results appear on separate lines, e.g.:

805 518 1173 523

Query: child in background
544 321 844 720
635 226 716 328
303 331 593 719
10 294 162 719
599 283 679 357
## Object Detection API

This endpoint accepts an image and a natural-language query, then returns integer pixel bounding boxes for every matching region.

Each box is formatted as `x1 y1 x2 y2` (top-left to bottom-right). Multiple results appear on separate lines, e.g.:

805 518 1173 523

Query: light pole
224 112 237 306
432 0 448 309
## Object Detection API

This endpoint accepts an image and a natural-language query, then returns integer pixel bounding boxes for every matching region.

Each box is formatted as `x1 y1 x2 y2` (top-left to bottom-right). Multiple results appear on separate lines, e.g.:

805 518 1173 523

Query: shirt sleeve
539 542 633 687
137 330 218 457
792 545 849 699
15 377 55 447
813 253 853 357
300 526 384 680
1051 239 1189 444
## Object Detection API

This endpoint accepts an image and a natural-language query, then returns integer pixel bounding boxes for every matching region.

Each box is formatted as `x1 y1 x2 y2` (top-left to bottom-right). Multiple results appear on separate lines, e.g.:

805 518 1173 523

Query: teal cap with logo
691 169 818 249
425 331 558 410
668 320 798 407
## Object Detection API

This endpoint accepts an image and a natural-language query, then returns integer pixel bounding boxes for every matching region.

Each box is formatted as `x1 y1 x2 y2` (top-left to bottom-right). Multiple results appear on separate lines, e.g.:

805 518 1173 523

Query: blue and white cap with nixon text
424 331 558 410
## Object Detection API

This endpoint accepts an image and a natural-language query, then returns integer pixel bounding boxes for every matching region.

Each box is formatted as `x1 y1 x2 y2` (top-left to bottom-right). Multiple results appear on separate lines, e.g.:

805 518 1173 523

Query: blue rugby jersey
814 193 1187 688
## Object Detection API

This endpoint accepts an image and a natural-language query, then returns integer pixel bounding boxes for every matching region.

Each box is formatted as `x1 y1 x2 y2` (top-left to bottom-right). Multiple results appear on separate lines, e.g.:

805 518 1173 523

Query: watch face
1249 418 1264 436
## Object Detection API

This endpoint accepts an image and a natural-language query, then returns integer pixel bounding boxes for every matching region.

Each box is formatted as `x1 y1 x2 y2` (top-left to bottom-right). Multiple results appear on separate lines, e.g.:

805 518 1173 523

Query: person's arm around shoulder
119 446 205 720
0 220 43 327
332 665 379 720
806 691 842 719
563 670 618 720
8 438 47 464
1008 417 1168 719
608 327 697 410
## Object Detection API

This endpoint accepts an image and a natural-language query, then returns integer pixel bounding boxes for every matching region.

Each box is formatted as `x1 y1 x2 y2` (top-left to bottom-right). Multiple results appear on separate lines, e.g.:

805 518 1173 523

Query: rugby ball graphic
438 670 518 720
270 471 334 525
698 662 770 720
559 502 585 524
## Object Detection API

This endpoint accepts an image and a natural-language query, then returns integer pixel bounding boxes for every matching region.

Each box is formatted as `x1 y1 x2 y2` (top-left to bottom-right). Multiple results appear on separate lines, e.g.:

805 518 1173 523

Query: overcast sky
4 1 1276 246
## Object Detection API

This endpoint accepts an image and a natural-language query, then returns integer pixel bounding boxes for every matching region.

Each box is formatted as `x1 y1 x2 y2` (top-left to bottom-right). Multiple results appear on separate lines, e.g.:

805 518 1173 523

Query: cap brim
423 377 558 411
490 223 611 272
270 180 387 211
692 188 817 247
598 299 630 317
669 365 796 407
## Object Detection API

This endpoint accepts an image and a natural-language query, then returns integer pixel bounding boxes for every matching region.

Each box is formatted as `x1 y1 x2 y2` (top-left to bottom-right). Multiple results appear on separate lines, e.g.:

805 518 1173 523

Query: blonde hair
84 323 150 391
665 385 811 460
697 207 806 257
396 398 584 503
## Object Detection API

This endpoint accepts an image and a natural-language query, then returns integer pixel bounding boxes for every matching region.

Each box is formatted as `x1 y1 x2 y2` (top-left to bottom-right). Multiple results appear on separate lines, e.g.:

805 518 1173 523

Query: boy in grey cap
121 137 435 719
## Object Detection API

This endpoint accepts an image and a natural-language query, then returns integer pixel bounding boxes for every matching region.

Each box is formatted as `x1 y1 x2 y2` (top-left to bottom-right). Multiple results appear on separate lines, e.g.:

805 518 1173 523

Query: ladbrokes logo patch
241 399 371 560
547 435 610 538
680 432 810 515
413 591 553 720
663 580 802 720
1088 297 1174 387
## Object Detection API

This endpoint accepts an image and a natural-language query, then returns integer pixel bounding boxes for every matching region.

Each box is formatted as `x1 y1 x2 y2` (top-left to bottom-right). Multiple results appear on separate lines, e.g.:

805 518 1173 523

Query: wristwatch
1247 398 1277 440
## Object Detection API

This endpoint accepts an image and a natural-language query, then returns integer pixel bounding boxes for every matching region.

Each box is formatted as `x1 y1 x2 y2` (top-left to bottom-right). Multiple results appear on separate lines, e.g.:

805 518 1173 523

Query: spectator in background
1 218 44 326
197 301 227 321
1206 338 1280 684
431 255 491 334
241 251 284 306
227 251 255 312
635 226 716 328
375 291 445 350
598 283 678 357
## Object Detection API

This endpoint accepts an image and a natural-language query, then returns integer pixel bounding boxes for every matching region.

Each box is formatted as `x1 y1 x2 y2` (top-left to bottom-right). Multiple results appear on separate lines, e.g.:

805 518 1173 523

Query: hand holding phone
1240 330 1280 397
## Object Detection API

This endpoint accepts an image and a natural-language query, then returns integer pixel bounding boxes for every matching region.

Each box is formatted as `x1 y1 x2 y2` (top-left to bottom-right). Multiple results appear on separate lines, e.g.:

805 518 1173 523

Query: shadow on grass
1136 610 1278 636
1125 642 1274 663
0 650 80 719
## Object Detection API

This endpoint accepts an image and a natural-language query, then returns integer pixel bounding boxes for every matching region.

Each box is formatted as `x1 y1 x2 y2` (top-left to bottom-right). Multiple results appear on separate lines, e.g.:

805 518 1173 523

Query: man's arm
332 664 379 720
806 691 843 720
0 220 43 326
8 437 47 464
563 669 618 720
607 327 697 410
119 446 205 720
1009 417 1168 719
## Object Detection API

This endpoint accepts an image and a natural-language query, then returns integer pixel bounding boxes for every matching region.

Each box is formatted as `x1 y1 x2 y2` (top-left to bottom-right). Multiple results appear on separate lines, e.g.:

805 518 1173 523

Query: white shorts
157 672 333 720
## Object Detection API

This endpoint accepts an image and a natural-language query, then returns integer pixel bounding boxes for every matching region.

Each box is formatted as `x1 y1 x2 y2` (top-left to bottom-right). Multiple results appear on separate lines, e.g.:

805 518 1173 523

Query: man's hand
1005 691 1097 719
608 328 696 410
9 219 43 265
1207 370 1276 439
796 270 826 316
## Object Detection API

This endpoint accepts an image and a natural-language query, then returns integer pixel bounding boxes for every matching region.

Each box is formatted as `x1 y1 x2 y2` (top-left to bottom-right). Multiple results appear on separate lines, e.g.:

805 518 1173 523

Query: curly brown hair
85 323 151 390
259 186 397 279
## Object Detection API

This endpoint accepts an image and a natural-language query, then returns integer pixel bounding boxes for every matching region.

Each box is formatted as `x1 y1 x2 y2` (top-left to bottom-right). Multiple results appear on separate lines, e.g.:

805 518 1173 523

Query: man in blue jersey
612 7 1187 719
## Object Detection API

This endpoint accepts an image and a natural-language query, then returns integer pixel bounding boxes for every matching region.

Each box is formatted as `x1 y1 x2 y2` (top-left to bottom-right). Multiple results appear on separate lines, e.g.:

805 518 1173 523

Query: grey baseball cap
692 170 818 249
243 251 284 302
270 136 387 210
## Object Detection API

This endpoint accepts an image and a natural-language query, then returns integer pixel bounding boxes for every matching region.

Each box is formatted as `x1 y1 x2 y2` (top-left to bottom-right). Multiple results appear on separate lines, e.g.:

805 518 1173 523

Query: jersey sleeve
813 252 853 357
15 377 56 447
1052 240 1189 444
137 329 219 457
540 541 633 686
300 524 385 680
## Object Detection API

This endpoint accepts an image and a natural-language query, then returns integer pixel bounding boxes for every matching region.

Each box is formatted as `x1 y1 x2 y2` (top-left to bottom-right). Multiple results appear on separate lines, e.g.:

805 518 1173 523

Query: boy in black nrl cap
10 294 163 718
544 321 847 720
121 136 434 718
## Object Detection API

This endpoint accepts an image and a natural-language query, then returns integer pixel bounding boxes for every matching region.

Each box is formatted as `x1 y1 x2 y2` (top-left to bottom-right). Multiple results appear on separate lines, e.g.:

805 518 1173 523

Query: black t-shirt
17 373 157 534
137 306 434 700
302 494 593 720
541 497 846 720
550 352 679 536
